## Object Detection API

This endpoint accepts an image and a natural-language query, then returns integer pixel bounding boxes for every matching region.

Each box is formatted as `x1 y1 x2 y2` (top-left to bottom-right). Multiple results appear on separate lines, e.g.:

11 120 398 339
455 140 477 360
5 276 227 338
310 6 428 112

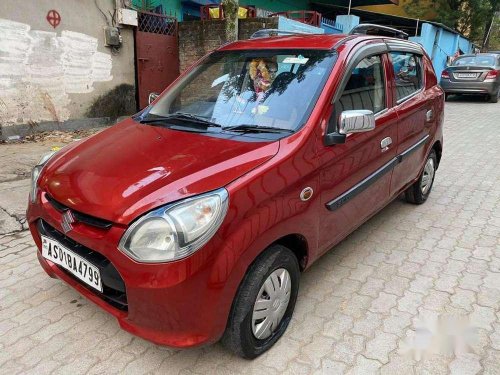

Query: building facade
0 0 137 137
132 0 310 20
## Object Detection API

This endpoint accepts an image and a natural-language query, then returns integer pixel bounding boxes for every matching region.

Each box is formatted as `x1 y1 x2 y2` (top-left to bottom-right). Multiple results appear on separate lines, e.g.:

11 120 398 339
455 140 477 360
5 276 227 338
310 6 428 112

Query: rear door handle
380 137 392 152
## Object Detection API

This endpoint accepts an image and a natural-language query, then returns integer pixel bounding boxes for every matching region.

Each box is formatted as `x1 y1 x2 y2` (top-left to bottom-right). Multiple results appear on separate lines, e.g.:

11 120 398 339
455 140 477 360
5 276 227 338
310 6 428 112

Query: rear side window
337 55 386 114
390 52 423 101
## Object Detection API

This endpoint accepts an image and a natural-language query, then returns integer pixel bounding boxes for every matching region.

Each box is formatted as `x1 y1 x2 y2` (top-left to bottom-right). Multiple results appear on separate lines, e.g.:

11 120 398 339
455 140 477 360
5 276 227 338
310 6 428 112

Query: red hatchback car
27 28 443 358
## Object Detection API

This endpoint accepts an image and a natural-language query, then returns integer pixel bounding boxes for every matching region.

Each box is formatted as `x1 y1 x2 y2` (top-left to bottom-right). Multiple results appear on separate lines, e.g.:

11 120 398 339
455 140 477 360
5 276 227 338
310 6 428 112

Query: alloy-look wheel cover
251 268 291 340
421 157 435 195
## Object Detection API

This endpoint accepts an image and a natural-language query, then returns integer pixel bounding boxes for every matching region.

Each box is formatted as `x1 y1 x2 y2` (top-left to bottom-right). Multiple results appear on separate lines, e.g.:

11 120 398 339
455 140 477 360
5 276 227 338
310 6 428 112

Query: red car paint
38 121 279 224
27 34 444 348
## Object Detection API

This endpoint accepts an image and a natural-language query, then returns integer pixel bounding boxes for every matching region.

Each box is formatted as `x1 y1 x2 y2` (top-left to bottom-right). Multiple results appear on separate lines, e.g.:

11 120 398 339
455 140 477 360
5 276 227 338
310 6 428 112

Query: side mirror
339 110 375 134
148 92 159 105
325 110 375 145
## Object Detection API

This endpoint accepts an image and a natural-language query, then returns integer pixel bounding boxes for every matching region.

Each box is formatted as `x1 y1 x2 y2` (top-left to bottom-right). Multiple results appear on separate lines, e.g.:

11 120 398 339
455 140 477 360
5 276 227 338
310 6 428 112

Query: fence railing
137 10 177 36
321 17 344 34
255 8 273 17
200 4 256 20
269 11 322 27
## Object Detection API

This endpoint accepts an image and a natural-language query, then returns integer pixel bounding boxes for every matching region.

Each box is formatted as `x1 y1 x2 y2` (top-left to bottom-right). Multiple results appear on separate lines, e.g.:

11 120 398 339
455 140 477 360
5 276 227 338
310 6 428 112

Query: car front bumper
27 192 235 348
440 79 499 95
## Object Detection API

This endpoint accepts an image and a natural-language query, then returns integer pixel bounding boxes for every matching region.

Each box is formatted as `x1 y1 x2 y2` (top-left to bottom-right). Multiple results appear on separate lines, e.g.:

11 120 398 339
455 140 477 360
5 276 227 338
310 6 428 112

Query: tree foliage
404 0 499 49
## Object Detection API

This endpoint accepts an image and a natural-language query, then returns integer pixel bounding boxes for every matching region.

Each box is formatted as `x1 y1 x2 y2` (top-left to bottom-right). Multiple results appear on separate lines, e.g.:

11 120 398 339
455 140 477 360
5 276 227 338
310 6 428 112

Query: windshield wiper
140 112 221 128
223 124 294 134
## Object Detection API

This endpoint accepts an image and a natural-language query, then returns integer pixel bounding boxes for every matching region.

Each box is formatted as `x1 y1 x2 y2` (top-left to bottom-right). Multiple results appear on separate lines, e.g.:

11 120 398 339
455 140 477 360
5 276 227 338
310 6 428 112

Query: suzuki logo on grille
61 210 75 233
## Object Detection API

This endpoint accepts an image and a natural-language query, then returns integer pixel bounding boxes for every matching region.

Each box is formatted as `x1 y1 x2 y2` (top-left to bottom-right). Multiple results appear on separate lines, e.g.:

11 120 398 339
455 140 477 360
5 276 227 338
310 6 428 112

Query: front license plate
41 235 103 292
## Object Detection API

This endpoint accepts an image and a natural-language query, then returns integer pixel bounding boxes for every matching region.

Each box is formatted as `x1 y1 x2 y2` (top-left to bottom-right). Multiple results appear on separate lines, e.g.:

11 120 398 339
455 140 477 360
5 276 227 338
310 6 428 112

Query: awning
181 0 215 5
312 2 468 40
317 0 399 6
314 2 444 35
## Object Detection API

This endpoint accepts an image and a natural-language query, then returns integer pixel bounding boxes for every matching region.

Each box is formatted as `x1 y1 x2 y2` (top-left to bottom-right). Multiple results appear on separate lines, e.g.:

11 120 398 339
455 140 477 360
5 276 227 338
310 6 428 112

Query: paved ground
0 130 102 234
1 98 499 374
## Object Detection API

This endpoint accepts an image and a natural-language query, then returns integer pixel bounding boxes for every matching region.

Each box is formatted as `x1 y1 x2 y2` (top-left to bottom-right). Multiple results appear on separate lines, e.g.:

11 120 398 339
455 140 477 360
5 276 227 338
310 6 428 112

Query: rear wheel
405 149 437 205
489 89 499 103
221 245 300 359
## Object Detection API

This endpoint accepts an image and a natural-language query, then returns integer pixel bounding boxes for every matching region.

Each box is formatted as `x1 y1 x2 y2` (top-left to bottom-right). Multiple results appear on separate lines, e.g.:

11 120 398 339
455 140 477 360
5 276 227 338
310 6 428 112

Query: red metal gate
135 11 179 109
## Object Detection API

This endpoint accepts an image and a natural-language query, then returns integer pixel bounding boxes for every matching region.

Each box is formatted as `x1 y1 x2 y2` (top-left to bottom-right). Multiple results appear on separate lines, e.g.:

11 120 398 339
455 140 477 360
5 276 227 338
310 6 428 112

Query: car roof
218 34 348 51
456 53 497 57
218 34 424 54
217 33 395 51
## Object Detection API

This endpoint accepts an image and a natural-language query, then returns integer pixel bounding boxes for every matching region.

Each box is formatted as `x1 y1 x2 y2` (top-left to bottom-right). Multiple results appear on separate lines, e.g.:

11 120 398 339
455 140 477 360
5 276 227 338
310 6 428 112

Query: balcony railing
321 17 344 34
200 4 256 20
269 11 322 27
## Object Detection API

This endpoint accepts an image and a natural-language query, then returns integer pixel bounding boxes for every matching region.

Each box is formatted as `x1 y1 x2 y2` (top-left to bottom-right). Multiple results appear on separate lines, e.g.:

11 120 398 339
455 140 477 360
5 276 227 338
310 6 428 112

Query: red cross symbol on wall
46 10 61 29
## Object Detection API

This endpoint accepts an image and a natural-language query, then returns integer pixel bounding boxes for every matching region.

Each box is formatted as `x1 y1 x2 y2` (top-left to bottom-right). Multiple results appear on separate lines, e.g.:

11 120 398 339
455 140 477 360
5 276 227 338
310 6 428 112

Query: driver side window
336 55 386 114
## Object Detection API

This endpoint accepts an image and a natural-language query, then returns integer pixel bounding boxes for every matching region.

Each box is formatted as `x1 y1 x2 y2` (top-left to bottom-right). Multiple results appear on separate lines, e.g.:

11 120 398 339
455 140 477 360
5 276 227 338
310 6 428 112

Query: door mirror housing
325 110 376 145
339 110 376 134
148 92 159 105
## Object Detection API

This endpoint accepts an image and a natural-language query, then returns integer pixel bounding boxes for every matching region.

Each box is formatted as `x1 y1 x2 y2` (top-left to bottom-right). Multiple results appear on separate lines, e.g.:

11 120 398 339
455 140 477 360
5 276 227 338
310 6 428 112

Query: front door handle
380 137 392 152
426 109 433 122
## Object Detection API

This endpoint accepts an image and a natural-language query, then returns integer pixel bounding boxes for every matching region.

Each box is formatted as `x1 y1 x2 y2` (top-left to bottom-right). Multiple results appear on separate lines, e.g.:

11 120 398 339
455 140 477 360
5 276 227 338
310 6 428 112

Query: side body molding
326 134 430 211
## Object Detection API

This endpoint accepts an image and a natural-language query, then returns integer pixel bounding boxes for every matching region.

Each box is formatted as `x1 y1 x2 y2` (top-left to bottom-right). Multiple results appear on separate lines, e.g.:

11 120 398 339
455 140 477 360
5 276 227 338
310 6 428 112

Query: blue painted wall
335 14 360 34
409 22 474 77
326 15 474 78
321 20 343 34
278 16 324 34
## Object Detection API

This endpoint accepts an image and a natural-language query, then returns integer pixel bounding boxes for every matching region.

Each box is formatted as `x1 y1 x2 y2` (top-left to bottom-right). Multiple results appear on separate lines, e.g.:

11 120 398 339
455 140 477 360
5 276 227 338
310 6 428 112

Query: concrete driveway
1 99 499 374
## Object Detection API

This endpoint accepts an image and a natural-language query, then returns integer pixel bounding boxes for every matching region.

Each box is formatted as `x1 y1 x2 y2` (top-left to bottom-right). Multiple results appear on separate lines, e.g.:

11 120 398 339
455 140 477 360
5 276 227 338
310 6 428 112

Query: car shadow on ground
446 94 495 104
24 193 419 372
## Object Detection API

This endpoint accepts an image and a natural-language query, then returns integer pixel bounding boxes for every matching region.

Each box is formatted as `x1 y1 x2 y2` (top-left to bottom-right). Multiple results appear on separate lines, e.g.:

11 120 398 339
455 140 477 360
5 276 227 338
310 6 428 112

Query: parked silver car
440 53 500 103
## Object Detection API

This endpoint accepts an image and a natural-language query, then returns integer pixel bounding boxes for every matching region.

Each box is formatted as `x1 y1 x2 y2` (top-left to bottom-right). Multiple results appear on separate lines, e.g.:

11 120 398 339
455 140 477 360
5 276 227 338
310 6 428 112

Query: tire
444 93 450 101
221 244 300 359
405 149 437 205
489 89 499 103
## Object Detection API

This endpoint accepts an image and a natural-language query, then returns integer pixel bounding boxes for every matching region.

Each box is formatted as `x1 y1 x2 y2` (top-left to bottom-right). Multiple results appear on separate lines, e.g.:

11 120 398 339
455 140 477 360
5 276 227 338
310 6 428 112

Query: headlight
30 151 57 203
118 188 229 263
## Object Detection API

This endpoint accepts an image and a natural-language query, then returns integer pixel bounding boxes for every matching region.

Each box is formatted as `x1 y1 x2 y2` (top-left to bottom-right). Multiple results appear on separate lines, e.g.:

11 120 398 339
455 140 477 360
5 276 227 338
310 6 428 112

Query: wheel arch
432 140 442 168
272 233 309 271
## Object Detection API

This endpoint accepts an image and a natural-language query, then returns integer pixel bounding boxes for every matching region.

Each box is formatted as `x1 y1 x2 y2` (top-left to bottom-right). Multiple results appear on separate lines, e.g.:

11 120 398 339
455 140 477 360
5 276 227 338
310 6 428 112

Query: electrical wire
95 0 110 26
94 0 121 54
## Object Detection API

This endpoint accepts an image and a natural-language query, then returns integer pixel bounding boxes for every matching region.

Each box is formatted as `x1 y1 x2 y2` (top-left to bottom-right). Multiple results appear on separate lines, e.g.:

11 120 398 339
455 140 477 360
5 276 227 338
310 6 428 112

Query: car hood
40 119 279 224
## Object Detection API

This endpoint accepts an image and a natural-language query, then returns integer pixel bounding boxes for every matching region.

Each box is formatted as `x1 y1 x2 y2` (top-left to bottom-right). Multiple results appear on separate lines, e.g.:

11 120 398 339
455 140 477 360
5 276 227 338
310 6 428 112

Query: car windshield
452 55 495 67
147 49 337 132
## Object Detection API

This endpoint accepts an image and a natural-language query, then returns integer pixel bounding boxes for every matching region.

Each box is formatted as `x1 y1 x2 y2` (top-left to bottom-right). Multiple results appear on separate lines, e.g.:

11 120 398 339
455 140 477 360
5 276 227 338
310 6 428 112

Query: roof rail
349 24 409 40
250 29 308 39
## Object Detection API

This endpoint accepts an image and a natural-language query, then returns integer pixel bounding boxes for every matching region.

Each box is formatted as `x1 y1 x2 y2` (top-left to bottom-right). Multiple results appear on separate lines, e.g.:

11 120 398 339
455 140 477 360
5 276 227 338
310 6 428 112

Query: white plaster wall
0 0 136 125
0 19 113 123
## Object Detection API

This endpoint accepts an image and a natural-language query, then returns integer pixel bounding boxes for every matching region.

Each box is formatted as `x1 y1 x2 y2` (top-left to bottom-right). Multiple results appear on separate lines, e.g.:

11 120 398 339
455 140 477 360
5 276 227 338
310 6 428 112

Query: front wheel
221 245 300 359
405 149 437 205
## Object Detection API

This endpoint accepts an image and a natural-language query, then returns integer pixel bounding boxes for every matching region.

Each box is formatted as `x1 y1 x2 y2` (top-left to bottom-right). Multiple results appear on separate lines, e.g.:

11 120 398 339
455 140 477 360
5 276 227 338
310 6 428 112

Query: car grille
38 219 128 311
45 194 113 230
